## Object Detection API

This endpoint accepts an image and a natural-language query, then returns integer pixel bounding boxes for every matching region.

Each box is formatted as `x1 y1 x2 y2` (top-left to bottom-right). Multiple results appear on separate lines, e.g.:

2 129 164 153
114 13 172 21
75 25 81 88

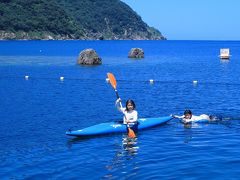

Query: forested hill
0 0 166 40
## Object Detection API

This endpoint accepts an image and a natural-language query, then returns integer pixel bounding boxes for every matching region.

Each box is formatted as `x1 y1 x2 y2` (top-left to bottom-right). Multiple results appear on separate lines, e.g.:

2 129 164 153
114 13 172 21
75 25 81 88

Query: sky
121 0 240 40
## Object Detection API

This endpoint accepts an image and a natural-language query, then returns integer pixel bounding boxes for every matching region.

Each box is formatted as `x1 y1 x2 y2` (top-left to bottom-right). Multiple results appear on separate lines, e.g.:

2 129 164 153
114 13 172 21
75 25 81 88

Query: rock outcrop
128 48 144 58
77 49 102 65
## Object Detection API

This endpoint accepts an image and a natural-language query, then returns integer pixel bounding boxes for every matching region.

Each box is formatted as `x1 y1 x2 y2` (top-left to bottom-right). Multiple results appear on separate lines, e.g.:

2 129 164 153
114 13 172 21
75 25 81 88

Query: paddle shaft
107 73 136 138
114 89 120 99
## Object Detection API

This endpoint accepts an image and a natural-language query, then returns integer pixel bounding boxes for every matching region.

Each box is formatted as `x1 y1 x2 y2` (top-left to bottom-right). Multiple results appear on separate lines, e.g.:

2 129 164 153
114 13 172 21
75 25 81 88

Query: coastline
0 31 166 41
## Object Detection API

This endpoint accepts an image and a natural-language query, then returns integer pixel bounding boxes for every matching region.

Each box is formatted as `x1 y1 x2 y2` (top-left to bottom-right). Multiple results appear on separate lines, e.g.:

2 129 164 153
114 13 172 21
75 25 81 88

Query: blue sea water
0 40 240 179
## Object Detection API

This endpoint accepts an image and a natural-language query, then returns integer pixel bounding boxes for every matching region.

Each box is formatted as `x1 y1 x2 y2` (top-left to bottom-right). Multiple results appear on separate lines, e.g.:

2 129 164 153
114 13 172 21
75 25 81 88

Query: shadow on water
66 133 124 148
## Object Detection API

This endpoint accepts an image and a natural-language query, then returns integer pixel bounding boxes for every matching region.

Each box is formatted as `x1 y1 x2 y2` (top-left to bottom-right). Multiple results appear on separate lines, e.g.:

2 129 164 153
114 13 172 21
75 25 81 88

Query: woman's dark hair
125 99 136 111
184 109 192 115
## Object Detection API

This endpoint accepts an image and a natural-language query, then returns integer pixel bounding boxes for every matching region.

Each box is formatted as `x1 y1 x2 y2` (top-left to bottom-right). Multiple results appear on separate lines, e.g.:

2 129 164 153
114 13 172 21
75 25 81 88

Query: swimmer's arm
171 115 184 119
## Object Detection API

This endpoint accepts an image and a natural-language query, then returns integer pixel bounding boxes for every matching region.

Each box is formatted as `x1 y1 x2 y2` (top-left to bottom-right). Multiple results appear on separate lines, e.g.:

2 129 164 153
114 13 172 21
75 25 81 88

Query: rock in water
128 48 144 58
77 49 102 65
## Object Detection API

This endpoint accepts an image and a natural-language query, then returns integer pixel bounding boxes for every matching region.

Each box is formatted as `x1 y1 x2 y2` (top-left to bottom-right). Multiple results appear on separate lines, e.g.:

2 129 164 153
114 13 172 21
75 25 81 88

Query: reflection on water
220 59 230 64
104 135 139 179
122 136 139 156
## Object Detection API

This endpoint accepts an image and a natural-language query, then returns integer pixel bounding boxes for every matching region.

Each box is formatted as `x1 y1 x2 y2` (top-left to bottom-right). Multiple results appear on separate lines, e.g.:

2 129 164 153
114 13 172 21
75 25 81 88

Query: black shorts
127 122 138 134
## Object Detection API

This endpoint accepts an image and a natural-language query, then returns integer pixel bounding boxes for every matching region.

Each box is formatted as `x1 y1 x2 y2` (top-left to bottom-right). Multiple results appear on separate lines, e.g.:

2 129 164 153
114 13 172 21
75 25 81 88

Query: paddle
107 72 136 138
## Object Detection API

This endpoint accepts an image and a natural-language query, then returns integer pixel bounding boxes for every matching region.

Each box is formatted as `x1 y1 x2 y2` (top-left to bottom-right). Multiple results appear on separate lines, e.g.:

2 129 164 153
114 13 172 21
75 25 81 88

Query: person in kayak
172 109 211 124
116 98 138 134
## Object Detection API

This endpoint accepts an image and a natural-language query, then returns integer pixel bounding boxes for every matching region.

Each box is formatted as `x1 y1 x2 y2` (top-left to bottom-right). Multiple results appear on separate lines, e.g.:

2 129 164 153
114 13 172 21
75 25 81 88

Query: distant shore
0 31 166 41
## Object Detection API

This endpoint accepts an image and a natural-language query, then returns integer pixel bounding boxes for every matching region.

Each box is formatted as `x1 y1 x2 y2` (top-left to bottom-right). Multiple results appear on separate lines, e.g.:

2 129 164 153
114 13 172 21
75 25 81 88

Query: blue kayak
66 116 173 137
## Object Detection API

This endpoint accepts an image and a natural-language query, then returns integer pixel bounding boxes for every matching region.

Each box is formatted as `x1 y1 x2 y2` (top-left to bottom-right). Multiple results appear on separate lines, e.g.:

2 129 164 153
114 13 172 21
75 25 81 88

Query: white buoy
25 75 29 80
60 76 64 81
149 79 154 84
193 80 198 84
106 78 109 83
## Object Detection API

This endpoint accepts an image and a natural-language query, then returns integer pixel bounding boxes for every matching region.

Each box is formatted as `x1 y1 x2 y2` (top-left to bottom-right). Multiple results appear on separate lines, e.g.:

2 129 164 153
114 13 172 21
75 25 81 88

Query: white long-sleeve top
175 114 210 123
116 101 138 125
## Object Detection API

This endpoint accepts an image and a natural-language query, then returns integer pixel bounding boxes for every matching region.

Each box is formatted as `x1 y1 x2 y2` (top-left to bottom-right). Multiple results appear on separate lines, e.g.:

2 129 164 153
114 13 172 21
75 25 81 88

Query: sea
0 40 240 179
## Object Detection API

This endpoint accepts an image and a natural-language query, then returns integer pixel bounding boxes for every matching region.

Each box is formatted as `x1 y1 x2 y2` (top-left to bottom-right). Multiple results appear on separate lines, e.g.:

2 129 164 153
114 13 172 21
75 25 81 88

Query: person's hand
115 98 121 104
116 98 121 102
170 114 176 118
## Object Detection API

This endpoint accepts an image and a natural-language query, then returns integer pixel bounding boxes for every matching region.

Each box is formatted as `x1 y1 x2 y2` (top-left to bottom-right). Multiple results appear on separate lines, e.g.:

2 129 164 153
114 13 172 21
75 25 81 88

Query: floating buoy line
0 75 240 86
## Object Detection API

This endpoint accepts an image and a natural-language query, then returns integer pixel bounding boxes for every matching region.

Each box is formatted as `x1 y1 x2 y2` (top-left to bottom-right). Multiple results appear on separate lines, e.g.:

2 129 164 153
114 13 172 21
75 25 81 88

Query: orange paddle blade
128 128 136 138
107 72 117 89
